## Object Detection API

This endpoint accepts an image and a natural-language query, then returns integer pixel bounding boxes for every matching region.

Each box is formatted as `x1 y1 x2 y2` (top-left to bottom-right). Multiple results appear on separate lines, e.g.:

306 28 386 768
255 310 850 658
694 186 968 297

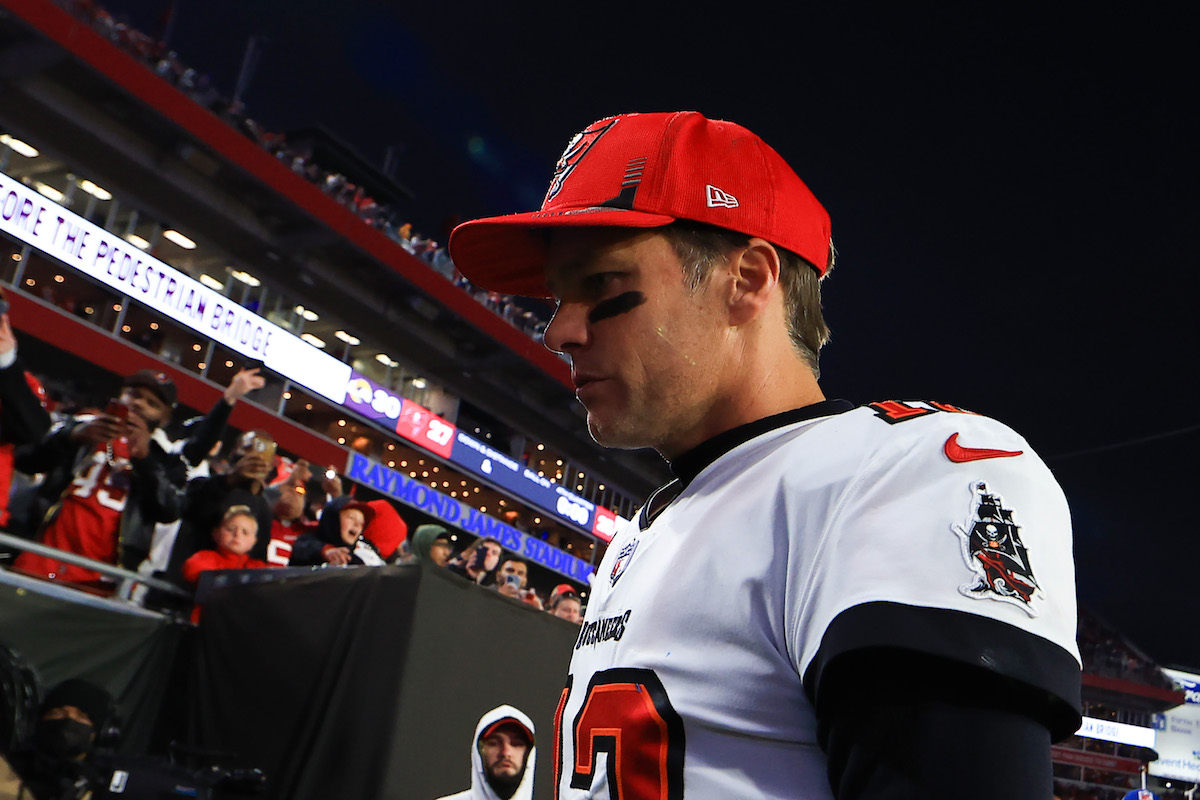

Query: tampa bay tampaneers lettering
574 610 632 650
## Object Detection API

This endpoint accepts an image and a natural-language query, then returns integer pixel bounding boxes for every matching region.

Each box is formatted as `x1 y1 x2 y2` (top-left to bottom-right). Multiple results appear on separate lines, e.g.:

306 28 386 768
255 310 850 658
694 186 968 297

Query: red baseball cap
480 717 534 746
448 111 832 298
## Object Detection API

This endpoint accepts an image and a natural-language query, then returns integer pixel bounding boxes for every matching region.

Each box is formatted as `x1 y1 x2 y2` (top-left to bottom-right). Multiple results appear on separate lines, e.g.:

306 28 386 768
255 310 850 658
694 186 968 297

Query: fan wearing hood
289 496 376 566
435 704 536 800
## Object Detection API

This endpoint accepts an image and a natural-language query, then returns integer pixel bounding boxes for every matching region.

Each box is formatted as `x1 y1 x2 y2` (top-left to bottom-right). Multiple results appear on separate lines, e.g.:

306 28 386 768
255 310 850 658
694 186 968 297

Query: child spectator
180 503 270 623
181 504 270 588
288 497 377 566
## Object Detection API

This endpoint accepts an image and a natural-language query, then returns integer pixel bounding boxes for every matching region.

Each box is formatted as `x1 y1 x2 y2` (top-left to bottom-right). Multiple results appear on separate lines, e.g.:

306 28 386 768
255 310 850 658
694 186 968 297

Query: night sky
90 1 1198 669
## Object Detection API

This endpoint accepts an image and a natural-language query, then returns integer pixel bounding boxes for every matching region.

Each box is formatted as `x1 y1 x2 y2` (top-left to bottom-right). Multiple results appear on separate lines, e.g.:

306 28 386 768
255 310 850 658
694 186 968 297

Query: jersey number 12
555 668 685 800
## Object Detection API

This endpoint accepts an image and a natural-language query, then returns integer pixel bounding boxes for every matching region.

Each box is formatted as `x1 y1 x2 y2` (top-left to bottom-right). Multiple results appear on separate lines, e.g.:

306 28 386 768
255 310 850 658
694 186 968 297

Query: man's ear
727 238 781 326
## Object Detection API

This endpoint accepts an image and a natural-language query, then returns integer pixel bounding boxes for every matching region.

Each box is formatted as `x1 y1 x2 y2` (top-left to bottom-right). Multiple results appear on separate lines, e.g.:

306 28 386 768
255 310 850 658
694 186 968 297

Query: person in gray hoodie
436 704 535 800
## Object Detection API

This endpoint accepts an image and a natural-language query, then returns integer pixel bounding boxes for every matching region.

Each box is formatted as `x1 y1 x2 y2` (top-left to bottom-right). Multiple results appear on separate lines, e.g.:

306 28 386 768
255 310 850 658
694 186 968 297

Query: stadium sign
1150 669 1200 783
1077 716 1157 748
347 373 624 541
345 451 594 581
0 169 352 403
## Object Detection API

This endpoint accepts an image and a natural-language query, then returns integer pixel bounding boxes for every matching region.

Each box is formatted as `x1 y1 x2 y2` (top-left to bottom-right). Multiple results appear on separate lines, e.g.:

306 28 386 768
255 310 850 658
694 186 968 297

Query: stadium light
162 229 196 249
0 134 38 158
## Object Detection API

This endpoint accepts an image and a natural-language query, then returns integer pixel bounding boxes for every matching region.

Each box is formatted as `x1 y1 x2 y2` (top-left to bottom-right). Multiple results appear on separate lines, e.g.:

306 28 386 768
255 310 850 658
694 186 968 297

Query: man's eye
584 272 619 293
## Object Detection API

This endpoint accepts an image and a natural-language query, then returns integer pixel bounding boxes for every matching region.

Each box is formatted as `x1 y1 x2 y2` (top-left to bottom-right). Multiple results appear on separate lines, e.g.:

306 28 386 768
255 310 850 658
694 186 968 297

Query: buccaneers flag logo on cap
544 118 618 204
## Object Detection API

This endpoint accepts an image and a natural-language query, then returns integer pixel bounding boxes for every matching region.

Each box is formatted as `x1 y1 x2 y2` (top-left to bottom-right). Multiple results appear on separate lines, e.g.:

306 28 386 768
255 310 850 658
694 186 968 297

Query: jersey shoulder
835 399 1034 461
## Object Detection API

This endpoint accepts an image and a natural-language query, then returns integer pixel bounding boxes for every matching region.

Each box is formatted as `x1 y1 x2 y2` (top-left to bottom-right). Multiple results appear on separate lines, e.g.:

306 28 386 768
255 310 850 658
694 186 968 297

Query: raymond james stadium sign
345 452 593 581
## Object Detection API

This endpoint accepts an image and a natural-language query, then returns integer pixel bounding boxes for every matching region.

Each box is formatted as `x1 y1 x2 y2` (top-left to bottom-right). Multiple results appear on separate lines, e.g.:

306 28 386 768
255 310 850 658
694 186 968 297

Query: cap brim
480 717 534 746
449 207 677 298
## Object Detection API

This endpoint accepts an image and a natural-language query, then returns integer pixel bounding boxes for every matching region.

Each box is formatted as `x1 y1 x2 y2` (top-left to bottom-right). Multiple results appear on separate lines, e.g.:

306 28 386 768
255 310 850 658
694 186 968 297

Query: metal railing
0 530 191 600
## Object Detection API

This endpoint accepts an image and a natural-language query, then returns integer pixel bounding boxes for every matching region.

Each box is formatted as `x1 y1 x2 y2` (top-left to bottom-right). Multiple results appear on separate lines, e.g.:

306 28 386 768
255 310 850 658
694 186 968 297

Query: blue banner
345 452 593 581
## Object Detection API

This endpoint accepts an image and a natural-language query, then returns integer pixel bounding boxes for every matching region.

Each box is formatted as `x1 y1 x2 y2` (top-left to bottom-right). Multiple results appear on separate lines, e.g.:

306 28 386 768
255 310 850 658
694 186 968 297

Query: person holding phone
11 370 182 594
446 536 502 585
495 556 543 609
158 430 278 592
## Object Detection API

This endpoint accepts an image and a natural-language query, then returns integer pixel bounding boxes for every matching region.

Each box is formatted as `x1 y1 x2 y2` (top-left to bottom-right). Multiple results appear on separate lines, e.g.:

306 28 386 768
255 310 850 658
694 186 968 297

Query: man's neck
659 361 824 460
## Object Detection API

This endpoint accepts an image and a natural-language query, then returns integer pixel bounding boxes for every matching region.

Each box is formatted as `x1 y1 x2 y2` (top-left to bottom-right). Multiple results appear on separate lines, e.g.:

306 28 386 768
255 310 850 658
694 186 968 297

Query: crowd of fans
55 0 554 345
0 293 584 625
1078 610 1181 693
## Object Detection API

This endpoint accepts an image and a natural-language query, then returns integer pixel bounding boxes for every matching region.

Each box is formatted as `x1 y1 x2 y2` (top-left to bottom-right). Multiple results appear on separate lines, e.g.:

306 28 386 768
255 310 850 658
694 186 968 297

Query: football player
448 112 1081 799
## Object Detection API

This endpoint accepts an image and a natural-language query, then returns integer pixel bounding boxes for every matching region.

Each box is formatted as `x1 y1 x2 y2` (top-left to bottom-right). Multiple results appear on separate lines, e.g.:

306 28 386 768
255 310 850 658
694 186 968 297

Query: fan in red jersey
12 370 181 595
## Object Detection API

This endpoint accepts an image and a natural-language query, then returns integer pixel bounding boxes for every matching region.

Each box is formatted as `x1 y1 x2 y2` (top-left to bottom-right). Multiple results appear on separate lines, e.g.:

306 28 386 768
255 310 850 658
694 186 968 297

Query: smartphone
105 400 130 421
504 573 522 589
325 468 337 480
250 432 277 461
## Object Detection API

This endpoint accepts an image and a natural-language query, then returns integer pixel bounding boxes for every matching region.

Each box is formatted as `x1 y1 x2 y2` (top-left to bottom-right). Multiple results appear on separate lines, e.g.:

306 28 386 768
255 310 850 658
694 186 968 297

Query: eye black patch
589 291 646 324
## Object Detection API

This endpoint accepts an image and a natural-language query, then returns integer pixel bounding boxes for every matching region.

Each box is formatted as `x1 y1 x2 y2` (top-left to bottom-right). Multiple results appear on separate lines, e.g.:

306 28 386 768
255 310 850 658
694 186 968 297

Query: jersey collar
638 399 855 530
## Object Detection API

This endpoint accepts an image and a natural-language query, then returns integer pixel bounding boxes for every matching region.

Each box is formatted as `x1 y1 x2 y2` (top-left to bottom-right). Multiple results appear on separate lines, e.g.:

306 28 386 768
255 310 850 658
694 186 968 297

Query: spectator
181 503 270 587
138 367 265 584
166 367 265 472
265 482 314 567
6 678 117 799
162 430 276 588
288 497 376 566
495 556 542 609
359 499 408 563
495 557 528 595
445 536 500 585
547 591 583 625
0 297 52 534
11 370 181 594
408 523 453 567
299 467 343 524
435 705 536 800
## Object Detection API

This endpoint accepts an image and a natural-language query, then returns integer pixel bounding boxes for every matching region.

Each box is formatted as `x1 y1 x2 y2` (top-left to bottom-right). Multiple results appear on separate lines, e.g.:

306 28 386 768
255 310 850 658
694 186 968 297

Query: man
546 590 583 625
7 678 117 799
403 523 453 566
12 370 181 594
496 556 543 608
163 429 277 586
448 112 1082 799
435 705 536 800
446 536 501 585
265 463 316 566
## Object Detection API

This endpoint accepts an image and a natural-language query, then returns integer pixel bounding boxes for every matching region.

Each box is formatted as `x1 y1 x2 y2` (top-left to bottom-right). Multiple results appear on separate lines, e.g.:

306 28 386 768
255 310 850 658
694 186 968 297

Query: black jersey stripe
803 601 1082 741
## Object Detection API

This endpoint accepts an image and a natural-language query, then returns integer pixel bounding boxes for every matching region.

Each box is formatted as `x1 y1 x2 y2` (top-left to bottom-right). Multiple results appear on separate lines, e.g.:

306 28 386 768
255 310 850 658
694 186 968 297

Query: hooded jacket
435 705 536 800
289 496 381 566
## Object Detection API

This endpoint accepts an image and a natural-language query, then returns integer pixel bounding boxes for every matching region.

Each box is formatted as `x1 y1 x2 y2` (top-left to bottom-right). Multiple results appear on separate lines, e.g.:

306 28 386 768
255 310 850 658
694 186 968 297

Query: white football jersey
553 400 1081 800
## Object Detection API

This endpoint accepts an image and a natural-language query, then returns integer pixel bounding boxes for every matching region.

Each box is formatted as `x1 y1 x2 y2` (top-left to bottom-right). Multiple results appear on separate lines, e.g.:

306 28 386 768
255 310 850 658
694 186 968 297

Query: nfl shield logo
610 539 639 586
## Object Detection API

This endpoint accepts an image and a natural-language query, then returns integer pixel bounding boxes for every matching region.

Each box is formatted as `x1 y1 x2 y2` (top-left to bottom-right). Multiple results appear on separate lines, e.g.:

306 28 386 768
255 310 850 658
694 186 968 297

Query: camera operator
7 678 117 800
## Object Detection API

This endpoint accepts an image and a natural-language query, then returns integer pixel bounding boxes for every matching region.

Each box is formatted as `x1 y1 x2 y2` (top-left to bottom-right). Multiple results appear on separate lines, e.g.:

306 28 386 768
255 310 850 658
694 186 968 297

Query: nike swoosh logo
943 432 1024 463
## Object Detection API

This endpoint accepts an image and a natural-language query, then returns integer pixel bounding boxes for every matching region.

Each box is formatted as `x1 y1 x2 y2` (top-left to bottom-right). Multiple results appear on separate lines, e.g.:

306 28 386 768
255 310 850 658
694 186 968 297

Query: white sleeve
791 410 1081 729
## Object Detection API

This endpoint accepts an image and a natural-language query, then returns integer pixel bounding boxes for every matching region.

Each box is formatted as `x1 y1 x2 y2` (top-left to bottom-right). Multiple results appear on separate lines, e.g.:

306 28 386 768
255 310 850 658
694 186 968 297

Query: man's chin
587 416 650 451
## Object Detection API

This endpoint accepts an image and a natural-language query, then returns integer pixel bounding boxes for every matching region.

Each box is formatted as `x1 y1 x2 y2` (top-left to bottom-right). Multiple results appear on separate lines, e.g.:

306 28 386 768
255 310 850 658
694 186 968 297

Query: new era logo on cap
705 184 739 208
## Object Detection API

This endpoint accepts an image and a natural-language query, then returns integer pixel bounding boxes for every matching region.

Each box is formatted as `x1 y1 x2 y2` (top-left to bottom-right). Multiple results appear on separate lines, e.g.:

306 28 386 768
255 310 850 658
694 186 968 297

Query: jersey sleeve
792 409 1082 738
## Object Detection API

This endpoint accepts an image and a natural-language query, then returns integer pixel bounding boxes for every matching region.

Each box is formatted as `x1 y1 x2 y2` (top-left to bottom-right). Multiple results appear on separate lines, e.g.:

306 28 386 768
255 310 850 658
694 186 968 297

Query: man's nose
543 302 588 354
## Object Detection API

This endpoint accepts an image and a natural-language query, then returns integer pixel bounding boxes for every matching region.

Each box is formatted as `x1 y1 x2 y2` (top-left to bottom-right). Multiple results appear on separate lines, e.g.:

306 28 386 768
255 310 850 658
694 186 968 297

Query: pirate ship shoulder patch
953 481 1042 616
